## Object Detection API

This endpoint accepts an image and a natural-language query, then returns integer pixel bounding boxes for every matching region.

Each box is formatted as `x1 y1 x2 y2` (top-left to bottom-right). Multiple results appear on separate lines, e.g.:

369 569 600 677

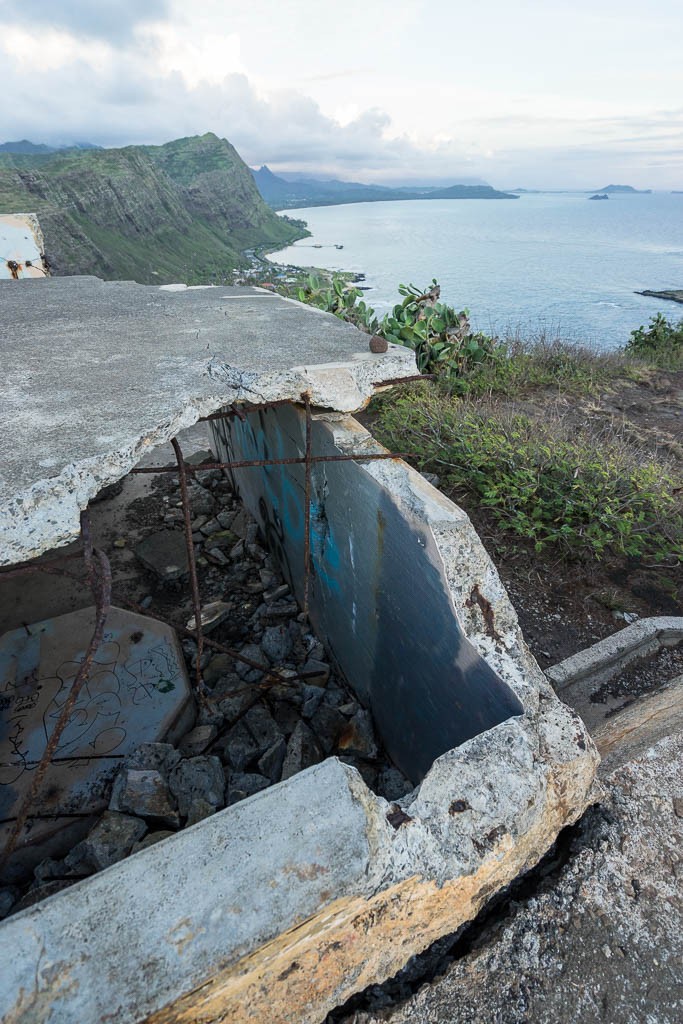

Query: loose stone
337 709 379 759
168 756 226 818
301 658 331 687
258 736 287 782
73 812 147 872
281 721 322 780
178 725 217 758
134 530 189 582
261 624 293 664
109 769 180 829
226 772 270 805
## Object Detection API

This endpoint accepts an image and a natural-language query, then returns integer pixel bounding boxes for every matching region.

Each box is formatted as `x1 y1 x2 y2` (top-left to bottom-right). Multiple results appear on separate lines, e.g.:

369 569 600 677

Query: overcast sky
1 0 681 188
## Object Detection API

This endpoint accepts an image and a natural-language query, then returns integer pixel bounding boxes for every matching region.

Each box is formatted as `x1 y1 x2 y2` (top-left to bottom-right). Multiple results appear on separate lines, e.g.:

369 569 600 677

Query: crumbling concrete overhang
0 276 416 567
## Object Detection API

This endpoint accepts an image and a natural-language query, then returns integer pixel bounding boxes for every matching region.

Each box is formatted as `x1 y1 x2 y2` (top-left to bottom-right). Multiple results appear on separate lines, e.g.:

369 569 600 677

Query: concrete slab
0 410 598 1023
0 276 416 565
0 213 49 279
592 673 683 772
546 616 683 730
0 605 192 882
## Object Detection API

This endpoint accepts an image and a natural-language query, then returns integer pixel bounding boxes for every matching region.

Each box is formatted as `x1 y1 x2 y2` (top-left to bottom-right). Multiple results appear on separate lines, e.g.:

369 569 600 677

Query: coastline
636 288 683 306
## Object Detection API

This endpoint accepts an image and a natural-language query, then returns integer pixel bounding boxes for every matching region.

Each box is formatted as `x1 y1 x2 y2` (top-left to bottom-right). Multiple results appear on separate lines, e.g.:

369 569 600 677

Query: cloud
4 1 171 44
0 18 679 189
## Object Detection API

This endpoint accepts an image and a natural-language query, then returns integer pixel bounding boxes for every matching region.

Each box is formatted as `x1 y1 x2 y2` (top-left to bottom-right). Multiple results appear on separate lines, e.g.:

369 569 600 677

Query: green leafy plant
626 313 683 368
291 274 377 332
378 280 500 379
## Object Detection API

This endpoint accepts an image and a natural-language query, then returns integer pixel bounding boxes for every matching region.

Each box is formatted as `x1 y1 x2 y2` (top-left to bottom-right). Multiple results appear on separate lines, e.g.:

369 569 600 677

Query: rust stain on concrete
145 762 584 1024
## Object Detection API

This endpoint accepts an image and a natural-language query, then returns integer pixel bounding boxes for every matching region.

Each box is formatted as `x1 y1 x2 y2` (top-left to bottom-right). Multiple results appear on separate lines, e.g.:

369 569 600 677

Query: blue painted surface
211 406 522 782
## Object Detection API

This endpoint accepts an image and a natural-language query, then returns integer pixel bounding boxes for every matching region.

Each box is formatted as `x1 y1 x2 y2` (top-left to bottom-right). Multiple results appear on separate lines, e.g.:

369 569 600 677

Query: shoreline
636 288 683 305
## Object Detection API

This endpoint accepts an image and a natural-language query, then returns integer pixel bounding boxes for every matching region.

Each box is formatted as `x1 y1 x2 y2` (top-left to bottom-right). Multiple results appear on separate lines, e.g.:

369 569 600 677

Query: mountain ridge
252 165 518 208
0 135 303 283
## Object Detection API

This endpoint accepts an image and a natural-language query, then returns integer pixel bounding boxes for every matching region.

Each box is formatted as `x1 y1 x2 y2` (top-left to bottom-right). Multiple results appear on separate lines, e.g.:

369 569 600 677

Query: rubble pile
0 457 412 919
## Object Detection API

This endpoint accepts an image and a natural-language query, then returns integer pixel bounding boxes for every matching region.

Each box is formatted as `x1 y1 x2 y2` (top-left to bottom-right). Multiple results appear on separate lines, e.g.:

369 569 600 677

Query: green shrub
378 280 500 379
626 313 683 368
374 386 683 561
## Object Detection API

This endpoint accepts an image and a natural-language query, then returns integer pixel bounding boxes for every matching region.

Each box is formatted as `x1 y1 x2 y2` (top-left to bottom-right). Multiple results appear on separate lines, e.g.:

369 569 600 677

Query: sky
1 0 682 188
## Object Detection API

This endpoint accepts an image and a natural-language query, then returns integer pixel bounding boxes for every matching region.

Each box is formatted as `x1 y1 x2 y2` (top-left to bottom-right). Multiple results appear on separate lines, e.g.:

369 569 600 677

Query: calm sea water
270 193 683 349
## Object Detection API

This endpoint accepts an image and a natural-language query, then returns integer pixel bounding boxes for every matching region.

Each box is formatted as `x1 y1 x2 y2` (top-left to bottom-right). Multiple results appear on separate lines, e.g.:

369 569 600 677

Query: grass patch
452 332 642 397
373 384 683 562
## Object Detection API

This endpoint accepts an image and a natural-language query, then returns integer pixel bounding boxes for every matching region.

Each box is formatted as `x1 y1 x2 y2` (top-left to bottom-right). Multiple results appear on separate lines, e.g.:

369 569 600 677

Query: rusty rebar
130 451 409 475
0 513 112 871
171 437 205 702
302 394 313 619
372 372 435 388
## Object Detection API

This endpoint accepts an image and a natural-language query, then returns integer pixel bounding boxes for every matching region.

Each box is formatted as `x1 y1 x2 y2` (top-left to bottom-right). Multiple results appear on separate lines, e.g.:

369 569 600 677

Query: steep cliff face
0 134 302 283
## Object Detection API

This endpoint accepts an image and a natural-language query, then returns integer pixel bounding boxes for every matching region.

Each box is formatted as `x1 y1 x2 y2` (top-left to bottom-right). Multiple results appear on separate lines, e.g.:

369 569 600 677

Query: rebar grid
0 387 412 866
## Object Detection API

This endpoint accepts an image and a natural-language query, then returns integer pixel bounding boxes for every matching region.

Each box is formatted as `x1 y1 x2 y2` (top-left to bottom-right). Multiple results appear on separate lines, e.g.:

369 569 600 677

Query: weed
373 386 683 562
453 333 639 397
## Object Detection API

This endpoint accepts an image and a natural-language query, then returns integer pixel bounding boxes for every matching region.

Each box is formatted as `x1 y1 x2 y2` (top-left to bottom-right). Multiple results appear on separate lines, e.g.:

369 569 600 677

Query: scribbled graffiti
0 635 184 792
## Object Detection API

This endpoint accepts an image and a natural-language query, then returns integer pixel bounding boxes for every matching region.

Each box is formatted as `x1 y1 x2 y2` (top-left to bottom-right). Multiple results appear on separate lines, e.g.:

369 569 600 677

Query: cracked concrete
0 276 416 566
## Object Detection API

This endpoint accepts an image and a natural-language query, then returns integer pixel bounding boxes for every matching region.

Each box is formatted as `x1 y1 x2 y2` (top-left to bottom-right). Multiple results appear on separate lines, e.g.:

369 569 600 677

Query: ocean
269 192 683 350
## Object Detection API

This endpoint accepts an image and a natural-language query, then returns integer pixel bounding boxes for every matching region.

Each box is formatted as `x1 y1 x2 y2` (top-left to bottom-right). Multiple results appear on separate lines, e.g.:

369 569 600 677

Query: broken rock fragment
281 720 323 780
178 724 217 758
134 530 189 582
109 769 180 829
72 812 147 872
186 601 233 634
168 756 226 818
226 772 270 805
337 709 379 760
258 736 287 782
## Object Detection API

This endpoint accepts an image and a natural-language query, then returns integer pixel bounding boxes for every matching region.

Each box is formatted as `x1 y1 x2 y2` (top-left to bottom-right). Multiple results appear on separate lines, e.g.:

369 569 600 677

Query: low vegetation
625 313 683 369
287 274 683 565
373 385 682 562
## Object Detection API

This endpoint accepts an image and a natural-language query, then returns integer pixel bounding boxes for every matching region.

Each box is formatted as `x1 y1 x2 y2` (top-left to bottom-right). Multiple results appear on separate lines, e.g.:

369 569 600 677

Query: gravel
3 458 412 919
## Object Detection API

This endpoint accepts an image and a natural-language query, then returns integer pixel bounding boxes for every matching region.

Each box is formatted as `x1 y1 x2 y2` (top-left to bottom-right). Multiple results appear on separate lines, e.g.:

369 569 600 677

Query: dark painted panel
210 406 522 782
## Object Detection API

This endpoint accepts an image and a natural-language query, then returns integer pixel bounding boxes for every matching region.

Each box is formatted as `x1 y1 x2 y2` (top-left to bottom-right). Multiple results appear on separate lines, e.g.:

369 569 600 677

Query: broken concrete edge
545 616 683 692
0 347 416 567
0 710 595 1024
0 415 599 1024
592 672 683 772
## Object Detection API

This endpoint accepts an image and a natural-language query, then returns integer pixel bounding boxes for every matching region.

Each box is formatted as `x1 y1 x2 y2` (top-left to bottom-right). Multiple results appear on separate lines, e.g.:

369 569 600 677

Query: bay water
270 193 683 350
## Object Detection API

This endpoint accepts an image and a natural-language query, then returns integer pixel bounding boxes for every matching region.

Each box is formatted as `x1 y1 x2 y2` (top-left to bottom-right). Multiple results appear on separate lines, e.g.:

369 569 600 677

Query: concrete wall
210 405 523 782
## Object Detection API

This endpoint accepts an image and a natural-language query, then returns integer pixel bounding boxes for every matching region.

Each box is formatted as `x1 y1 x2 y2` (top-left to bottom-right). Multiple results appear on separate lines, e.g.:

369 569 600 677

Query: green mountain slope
0 134 304 283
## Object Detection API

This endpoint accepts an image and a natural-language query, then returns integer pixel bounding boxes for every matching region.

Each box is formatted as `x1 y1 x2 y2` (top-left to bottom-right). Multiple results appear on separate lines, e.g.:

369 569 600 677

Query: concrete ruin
0 278 599 1023
0 213 49 279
